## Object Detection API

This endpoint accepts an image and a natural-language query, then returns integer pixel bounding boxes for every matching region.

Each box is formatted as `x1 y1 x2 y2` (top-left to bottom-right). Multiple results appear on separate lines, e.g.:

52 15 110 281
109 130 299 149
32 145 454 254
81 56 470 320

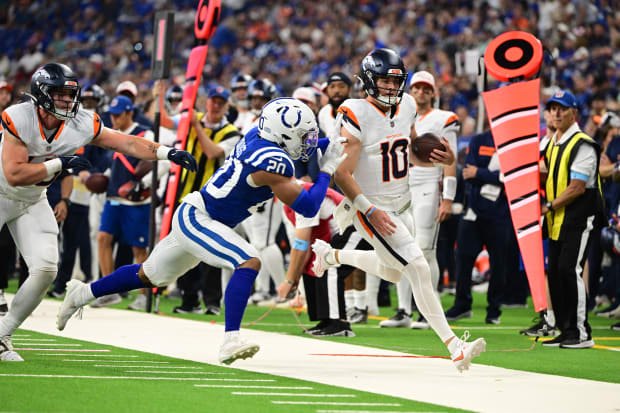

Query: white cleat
451 331 486 373
218 334 260 365
311 239 338 276
0 335 24 362
57 279 88 331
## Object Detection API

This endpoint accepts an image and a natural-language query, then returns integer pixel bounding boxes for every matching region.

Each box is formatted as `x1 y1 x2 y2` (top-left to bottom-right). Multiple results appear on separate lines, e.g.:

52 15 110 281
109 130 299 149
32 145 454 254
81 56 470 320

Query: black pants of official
53 204 92 293
453 216 516 318
437 214 460 286
0 225 16 290
548 234 593 340
178 263 222 308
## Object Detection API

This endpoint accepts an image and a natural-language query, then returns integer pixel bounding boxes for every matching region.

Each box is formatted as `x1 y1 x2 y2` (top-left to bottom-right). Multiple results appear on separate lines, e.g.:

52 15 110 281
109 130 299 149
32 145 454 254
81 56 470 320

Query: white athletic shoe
0 335 24 362
127 294 147 311
218 333 260 365
311 239 338 276
57 279 88 331
379 309 412 328
90 293 122 308
450 331 486 373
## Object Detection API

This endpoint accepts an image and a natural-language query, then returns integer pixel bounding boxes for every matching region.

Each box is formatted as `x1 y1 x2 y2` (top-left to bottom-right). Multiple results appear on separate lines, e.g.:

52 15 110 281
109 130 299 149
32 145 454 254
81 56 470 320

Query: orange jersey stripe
1 111 19 137
444 113 459 126
479 145 495 157
338 105 361 130
357 211 374 238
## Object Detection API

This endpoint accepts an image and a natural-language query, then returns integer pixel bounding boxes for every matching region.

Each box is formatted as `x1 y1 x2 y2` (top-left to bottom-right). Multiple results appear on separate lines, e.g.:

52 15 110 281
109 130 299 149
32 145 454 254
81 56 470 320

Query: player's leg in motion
313 210 486 372
0 199 60 362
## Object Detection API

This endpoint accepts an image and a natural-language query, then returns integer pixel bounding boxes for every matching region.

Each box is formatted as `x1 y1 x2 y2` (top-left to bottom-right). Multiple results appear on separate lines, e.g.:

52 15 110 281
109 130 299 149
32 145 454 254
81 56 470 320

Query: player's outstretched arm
1 132 91 186
278 226 312 299
92 127 197 171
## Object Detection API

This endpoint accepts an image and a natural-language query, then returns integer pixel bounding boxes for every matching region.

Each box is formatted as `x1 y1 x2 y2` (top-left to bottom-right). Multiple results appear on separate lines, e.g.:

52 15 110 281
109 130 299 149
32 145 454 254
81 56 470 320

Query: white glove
318 137 347 175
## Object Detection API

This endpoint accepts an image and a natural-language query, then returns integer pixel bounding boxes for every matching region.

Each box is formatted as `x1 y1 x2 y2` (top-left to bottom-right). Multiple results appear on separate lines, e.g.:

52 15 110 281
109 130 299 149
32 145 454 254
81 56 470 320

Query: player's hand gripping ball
412 133 446 163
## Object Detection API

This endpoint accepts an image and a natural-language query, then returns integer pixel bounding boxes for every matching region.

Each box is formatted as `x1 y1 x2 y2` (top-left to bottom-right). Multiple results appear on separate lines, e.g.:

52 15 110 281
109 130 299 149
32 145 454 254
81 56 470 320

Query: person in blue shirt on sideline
57 98 346 365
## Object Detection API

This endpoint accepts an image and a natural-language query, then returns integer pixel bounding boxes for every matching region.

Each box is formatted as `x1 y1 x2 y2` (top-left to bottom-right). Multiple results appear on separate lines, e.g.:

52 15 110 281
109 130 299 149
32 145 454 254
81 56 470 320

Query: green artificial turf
1 330 466 413
8 278 620 386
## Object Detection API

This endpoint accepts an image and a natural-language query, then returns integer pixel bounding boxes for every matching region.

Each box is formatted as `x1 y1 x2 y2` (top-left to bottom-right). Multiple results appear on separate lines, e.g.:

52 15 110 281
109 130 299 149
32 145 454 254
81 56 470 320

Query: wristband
61 198 71 208
293 238 309 251
44 158 62 176
353 193 372 213
442 176 457 201
366 206 377 217
156 145 172 160
285 279 295 285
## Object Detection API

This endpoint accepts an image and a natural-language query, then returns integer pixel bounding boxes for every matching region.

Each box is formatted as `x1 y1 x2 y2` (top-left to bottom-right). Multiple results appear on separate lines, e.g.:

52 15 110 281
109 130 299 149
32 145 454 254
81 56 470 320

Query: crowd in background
0 0 620 330
0 0 619 136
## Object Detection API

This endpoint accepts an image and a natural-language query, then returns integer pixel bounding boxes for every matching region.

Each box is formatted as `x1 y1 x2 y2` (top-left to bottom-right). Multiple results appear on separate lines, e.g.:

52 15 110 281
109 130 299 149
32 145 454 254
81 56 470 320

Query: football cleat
219 334 260 365
451 331 486 373
311 239 338 276
57 280 89 331
0 335 24 362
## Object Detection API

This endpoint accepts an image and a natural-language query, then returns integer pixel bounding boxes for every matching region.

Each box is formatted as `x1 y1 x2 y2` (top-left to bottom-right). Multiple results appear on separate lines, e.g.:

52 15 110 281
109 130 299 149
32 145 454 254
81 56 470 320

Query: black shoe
445 306 473 321
0 303 7 316
541 332 569 347
485 317 500 325
205 305 221 316
348 307 368 324
559 337 594 349
306 320 330 335
173 305 202 314
611 322 620 331
312 320 355 337
520 313 558 337
47 290 64 299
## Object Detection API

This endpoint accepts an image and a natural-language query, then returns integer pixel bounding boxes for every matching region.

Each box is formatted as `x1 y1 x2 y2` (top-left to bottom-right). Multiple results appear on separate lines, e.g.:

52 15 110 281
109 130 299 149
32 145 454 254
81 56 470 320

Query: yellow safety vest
544 131 602 240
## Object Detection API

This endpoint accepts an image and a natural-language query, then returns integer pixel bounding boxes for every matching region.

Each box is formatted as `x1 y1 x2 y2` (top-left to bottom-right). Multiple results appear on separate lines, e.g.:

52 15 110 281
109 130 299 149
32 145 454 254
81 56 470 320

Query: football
412 133 446 163
84 173 109 194
118 181 151 202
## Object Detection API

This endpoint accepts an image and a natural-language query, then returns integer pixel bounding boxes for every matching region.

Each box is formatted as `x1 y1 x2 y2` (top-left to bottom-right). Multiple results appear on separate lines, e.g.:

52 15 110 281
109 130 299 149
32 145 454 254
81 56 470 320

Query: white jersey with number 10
338 94 417 211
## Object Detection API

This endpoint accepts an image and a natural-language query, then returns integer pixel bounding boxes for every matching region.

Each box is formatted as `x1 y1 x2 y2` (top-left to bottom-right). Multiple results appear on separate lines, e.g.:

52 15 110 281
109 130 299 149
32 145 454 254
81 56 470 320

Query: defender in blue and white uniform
58 98 347 365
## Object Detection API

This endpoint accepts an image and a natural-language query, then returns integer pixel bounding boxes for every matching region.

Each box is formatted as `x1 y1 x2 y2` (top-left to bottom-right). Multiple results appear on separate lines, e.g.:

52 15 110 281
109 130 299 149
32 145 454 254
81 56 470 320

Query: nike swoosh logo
5 118 10 125
422 192 432 196
453 351 464 361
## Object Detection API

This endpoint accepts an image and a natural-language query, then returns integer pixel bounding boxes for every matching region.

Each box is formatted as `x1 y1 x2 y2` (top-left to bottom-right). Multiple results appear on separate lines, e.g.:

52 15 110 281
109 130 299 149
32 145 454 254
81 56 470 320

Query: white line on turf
95 365 202 369
127 371 236 374
233 392 355 397
316 411 435 413
272 402 401 406
40 354 138 357
18 348 109 352
0 374 274 382
11 334 30 337
14 343 81 346
195 385 312 389
12 338 57 341
63 360 169 363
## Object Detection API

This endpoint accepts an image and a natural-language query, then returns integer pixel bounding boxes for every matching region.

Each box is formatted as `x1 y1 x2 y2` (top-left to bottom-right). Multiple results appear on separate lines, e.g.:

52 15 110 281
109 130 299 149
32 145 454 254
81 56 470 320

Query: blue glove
317 138 330 154
59 156 92 172
168 149 197 172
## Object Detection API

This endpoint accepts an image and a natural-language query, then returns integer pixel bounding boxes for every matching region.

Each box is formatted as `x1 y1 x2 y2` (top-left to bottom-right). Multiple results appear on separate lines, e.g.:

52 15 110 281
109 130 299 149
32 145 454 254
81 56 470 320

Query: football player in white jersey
0 63 197 362
311 49 486 372
318 72 352 139
381 71 460 329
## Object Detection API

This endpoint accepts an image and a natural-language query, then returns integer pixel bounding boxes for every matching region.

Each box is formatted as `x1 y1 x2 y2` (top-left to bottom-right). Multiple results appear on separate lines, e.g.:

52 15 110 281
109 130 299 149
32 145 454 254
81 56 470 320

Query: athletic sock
90 264 145 298
365 273 381 315
224 267 259 332
344 289 355 309
396 278 413 314
353 289 365 309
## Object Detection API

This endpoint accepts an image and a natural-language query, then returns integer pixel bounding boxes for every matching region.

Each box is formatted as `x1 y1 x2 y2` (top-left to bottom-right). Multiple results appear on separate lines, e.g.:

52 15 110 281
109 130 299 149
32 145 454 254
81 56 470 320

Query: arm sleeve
290 172 330 218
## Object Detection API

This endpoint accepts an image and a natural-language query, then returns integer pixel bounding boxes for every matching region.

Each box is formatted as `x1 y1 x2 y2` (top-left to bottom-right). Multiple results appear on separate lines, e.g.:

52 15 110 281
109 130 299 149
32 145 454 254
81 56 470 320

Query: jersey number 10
380 138 408 182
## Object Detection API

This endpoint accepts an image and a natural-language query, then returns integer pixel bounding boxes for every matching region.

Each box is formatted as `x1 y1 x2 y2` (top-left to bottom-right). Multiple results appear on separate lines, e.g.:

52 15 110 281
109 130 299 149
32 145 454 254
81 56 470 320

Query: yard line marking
95 365 202 369
593 345 620 351
0 374 274 382
233 392 355 398
64 360 169 363
272 402 401 406
195 385 312 389
12 338 57 342
41 354 136 357
128 371 236 375
14 343 81 347
17 348 107 352
12 334 31 337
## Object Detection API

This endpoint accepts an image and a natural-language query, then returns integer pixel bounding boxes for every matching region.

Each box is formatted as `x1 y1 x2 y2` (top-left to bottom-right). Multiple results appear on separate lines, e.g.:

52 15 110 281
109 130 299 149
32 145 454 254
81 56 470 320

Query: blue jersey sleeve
238 129 295 177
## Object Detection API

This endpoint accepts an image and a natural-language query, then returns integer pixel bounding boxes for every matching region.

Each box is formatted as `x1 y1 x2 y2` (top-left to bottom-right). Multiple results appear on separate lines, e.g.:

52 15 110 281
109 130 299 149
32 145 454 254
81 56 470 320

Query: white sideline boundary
12 295 620 413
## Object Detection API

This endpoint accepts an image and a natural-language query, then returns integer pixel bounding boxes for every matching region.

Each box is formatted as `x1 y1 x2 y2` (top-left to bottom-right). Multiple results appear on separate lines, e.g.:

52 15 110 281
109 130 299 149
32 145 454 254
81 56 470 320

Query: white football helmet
258 98 319 161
